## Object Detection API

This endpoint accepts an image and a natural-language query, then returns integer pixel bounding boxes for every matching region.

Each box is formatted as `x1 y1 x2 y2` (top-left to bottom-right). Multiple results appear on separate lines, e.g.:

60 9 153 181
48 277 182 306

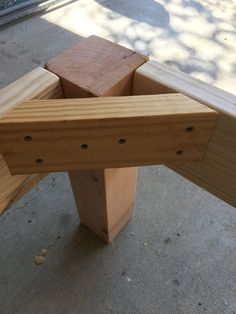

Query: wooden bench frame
0 36 235 244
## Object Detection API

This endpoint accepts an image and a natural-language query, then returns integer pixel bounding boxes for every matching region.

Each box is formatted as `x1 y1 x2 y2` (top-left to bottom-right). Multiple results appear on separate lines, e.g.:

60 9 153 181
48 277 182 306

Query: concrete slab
0 0 236 313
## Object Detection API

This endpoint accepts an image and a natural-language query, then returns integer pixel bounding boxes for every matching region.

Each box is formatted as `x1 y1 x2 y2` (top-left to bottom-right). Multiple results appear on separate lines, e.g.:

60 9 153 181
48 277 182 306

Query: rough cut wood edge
133 60 236 207
0 67 63 214
0 94 217 174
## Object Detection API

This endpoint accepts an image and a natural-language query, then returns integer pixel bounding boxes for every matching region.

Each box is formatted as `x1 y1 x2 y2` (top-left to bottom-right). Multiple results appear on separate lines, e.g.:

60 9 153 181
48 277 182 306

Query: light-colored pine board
133 60 236 207
0 67 63 115
0 67 63 214
0 94 217 174
133 60 236 117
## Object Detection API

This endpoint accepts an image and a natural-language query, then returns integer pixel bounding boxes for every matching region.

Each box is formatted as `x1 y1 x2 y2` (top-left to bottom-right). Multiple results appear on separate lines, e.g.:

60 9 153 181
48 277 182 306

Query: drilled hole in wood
24 135 32 141
176 150 184 156
186 126 194 132
119 138 127 145
35 158 43 164
81 144 88 150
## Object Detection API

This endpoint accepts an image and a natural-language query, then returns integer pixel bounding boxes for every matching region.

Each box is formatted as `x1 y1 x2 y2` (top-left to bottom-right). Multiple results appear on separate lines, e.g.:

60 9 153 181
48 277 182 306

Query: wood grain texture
0 67 63 214
0 94 217 174
69 167 137 243
45 36 147 243
133 60 235 117
133 60 236 207
45 35 148 97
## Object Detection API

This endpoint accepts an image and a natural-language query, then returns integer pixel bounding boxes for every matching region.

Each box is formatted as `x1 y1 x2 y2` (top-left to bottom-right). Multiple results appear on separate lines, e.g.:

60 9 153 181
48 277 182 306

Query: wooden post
46 36 147 242
69 168 137 243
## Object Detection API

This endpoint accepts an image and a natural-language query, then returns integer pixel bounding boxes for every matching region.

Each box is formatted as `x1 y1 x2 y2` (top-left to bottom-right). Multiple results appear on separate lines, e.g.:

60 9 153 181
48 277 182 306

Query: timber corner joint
0 35 234 244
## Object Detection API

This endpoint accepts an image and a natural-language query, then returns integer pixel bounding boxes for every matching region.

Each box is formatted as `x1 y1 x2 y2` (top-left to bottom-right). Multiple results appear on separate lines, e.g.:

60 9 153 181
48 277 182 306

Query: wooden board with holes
133 60 236 207
0 94 217 174
0 67 63 214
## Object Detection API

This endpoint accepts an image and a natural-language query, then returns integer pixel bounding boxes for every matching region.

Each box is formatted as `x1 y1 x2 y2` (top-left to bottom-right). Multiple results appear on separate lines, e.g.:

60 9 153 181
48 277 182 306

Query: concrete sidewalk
0 1 236 313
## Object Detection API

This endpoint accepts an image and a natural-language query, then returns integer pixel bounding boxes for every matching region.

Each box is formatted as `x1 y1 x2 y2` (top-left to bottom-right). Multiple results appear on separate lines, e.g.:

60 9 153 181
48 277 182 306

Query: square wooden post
46 36 147 242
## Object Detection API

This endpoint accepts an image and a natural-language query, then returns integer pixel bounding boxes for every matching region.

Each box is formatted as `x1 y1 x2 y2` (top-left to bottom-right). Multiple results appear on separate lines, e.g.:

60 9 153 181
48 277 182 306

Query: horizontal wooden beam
0 67 63 214
133 60 236 207
133 60 235 117
0 94 217 174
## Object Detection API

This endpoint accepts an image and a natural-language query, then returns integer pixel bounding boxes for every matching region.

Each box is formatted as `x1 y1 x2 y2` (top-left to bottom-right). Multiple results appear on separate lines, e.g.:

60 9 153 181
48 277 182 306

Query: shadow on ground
94 0 236 85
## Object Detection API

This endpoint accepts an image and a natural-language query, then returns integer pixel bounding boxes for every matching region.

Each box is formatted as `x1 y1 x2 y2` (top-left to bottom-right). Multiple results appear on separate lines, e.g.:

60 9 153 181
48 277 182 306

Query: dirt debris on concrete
34 248 47 265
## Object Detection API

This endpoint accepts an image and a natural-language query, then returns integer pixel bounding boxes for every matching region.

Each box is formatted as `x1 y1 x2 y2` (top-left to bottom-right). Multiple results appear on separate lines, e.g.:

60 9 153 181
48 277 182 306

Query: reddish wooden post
46 36 147 242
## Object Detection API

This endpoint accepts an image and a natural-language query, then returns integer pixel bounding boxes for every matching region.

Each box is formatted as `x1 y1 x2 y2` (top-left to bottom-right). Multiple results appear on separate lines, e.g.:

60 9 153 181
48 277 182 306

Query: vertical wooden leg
69 168 137 243
45 35 147 242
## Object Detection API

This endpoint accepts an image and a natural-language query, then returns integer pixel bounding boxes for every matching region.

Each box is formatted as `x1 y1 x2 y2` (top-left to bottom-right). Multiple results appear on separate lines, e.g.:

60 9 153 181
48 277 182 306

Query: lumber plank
133 61 235 117
133 60 236 206
0 67 63 214
46 35 148 243
0 94 217 174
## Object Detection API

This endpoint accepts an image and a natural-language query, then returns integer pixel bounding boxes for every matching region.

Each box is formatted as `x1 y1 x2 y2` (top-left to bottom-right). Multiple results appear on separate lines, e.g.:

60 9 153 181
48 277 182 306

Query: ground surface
0 0 29 10
0 0 236 313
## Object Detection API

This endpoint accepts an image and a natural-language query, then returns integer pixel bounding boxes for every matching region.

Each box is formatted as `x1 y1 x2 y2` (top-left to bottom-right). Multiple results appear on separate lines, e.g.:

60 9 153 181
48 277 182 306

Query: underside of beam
0 94 217 174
